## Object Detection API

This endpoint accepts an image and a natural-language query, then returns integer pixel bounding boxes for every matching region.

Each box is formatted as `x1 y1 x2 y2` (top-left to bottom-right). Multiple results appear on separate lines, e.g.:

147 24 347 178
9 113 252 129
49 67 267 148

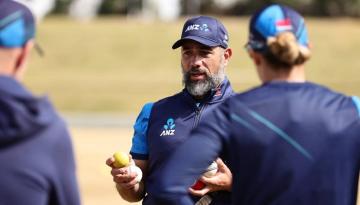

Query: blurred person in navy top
106 16 235 205
153 4 360 205
0 1 81 205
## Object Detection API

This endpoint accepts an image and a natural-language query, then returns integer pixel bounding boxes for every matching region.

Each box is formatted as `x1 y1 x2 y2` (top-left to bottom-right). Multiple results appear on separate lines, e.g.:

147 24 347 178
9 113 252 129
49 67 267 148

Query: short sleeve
130 102 153 160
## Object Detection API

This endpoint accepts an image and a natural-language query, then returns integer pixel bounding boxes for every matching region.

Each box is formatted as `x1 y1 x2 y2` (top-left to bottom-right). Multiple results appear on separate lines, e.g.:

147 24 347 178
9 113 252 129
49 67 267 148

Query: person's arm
106 157 148 202
152 103 232 204
118 159 147 200
51 121 81 205
106 103 153 202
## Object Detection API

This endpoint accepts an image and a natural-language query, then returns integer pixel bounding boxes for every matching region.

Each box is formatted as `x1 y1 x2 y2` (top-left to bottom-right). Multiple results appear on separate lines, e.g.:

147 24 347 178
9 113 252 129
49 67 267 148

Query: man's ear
14 40 34 80
222 48 232 66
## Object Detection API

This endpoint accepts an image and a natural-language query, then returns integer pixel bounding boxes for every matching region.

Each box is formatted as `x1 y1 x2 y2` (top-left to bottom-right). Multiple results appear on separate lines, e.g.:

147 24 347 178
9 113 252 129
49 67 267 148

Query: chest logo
160 118 176 136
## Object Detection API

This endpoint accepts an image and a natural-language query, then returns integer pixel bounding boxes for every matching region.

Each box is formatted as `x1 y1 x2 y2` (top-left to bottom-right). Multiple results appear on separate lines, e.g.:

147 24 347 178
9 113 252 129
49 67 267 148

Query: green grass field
24 17 360 113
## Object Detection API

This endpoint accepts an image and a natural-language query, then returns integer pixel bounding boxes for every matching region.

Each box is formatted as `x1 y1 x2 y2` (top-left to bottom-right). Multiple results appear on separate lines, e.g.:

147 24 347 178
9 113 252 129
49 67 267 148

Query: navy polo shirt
130 78 234 205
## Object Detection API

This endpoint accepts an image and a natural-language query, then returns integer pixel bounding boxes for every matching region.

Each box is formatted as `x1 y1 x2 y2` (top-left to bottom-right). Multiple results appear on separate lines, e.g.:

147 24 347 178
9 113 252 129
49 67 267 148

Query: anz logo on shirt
160 118 176 136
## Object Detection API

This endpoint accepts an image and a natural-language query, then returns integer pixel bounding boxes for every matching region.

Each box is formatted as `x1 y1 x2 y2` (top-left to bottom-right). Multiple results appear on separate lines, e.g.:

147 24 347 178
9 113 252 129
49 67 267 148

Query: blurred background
18 0 360 204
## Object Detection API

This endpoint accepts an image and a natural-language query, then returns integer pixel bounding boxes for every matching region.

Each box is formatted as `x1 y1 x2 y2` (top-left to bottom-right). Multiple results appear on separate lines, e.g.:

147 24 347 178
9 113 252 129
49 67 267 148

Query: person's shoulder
153 91 184 106
230 85 265 102
135 91 184 117
295 83 360 120
136 102 154 119
140 102 154 112
351 96 360 116
308 82 355 103
304 82 349 97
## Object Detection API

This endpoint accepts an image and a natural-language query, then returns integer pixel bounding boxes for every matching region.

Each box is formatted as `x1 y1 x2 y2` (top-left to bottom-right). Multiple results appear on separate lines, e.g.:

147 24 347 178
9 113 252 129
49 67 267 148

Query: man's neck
187 80 225 101
191 88 215 101
0 49 20 77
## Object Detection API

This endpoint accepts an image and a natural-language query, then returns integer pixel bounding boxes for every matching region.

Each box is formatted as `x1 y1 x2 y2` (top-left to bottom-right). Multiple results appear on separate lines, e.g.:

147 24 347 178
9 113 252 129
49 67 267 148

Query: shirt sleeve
351 96 360 118
130 102 154 160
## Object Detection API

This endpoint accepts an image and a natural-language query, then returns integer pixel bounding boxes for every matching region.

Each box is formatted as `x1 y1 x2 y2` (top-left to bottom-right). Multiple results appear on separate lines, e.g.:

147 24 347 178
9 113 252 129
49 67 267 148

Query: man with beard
151 4 360 205
106 16 234 205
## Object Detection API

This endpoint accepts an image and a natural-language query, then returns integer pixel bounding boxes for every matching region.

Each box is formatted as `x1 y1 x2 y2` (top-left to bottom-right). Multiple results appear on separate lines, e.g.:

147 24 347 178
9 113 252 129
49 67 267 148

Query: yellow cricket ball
113 151 130 168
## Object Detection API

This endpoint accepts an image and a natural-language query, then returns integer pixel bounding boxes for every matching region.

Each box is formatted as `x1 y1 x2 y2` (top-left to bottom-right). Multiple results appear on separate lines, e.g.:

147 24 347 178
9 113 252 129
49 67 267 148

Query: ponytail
264 32 311 69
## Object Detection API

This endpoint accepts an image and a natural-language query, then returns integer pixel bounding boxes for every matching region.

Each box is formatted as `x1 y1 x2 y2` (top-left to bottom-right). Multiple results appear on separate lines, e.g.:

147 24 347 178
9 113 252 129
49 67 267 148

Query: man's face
181 40 229 98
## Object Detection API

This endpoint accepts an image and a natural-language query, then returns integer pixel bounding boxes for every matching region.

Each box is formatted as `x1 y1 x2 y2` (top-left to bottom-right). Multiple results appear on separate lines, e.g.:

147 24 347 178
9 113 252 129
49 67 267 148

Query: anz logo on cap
185 24 210 32
160 118 176 136
223 34 229 45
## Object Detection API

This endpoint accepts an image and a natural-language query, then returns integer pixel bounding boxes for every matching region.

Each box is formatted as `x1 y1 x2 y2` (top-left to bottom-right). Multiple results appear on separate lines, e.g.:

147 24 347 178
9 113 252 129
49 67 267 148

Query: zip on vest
193 104 206 129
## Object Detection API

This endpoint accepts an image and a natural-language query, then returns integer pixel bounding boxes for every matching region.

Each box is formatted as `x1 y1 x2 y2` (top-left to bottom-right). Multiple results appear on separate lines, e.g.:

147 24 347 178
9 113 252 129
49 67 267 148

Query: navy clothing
130 79 234 205
0 76 81 205
154 81 360 205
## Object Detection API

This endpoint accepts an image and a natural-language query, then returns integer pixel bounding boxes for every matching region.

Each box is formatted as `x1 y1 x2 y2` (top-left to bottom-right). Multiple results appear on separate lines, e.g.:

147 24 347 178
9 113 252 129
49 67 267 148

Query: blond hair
266 32 311 66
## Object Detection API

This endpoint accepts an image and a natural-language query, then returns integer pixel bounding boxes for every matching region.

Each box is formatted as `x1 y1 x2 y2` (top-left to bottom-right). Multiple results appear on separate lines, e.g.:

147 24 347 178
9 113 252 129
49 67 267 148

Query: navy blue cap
172 16 229 49
0 0 35 48
247 4 309 51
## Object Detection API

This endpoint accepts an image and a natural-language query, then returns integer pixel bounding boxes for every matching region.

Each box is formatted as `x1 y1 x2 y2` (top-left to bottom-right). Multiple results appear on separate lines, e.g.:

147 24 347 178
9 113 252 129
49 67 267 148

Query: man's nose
190 55 203 68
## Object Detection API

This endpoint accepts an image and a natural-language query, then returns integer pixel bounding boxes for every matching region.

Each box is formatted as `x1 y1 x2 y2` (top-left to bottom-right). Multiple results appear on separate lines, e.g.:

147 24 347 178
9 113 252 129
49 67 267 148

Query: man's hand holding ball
106 151 143 189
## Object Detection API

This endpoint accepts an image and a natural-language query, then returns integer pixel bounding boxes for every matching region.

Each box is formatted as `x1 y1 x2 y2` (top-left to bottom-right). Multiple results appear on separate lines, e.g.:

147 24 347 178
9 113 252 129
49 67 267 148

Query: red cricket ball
191 180 205 190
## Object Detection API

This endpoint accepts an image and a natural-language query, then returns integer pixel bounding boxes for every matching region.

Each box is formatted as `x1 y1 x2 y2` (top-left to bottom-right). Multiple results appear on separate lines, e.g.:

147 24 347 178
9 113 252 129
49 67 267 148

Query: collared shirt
130 78 234 205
